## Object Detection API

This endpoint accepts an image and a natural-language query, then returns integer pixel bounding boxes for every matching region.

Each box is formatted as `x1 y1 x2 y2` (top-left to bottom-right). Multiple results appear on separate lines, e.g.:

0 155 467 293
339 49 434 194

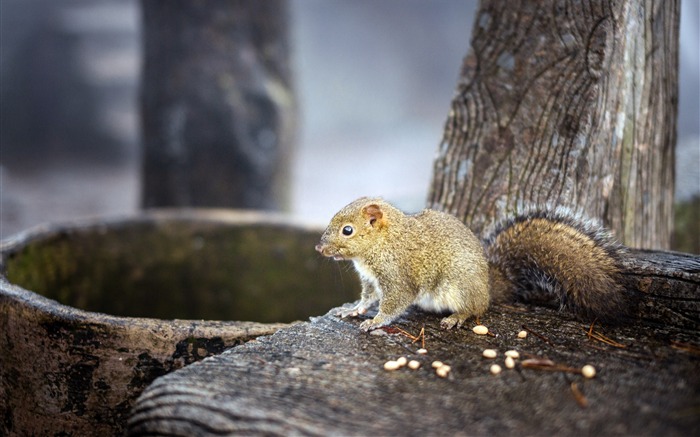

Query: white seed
473 325 489 335
396 357 408 367
482 349 498 359
581 364 597 378
504 356 515 369
417 348 428 355
490 364 502 375
431 360 444 369
436 366 450 378
505 350 520 359
517 330 528 339
384 360 401 371
408 360 421 370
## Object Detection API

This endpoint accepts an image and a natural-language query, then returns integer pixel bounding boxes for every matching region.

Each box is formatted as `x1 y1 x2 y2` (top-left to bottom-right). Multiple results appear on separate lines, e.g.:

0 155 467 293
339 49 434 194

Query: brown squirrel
315 197 629 331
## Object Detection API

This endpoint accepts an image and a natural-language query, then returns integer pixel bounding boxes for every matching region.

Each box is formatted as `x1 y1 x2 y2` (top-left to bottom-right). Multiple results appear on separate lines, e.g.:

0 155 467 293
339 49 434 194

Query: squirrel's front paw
334 307 359 318
359 315 391 331
359 319 380 331
334 303 371 319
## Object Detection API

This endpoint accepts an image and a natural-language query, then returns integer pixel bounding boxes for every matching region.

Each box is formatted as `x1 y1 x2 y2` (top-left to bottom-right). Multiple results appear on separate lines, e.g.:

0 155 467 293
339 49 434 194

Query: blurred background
1 0 698 248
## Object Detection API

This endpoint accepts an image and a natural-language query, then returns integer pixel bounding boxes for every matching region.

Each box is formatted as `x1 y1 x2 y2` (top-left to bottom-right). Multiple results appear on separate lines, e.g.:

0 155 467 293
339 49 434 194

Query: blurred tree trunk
140 0 295 210
428 0 678 250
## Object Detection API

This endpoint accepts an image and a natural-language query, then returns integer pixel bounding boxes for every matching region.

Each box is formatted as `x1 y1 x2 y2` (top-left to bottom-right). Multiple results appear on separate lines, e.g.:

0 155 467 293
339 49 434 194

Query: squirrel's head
315 197 391 261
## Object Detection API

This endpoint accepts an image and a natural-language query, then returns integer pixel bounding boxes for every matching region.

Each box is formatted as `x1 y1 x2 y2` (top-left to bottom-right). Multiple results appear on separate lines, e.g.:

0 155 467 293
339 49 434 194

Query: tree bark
428 0 678 250
140 0 295 210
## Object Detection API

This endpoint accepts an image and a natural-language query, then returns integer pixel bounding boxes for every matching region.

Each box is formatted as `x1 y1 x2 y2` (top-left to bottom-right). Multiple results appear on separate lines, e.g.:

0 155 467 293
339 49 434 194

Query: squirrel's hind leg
440 313 467 330
440 311 482 330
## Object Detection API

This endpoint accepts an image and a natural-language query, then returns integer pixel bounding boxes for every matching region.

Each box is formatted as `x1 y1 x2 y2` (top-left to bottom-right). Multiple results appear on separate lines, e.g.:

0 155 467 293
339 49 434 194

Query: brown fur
316 197 489 330
484 210 628 322
317 198 628 330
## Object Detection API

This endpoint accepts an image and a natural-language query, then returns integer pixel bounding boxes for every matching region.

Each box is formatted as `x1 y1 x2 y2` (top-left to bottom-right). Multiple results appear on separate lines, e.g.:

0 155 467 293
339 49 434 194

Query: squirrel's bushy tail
483 208 629 322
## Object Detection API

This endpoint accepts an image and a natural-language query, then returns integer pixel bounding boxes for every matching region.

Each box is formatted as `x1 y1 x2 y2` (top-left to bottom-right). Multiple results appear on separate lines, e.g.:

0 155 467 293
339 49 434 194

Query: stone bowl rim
0 208 326 328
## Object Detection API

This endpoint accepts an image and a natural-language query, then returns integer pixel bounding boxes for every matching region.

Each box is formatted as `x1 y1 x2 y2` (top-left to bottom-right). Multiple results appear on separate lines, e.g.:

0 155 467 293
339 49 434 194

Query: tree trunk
428 0 678 250
140 0 295 210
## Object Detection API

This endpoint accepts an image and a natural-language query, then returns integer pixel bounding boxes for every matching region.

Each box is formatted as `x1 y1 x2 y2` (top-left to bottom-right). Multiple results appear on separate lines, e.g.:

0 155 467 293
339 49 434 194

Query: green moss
673 196 700 255
4 220 359 323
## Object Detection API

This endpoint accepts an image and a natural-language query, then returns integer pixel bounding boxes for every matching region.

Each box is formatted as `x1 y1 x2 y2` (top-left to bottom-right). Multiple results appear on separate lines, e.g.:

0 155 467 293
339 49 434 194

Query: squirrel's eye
342 225 354 236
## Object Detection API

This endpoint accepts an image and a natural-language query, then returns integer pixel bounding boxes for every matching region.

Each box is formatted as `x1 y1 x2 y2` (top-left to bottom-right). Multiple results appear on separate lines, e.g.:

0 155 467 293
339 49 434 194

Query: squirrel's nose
315 244 323 253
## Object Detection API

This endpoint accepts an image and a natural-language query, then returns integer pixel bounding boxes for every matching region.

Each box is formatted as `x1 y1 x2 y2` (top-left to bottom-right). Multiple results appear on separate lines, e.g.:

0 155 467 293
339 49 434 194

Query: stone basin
0 209 357 436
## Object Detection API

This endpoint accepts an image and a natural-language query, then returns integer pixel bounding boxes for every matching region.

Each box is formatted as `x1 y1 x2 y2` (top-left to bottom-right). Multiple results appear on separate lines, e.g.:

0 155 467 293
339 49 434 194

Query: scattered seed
473 325 489 335
384 360 401 371
436 366 450 378
581 364 596 378
408 360 421 370
482 349 498 359
396 357 408 367
431 360 444 369
490 364 502 375
505 350 520 359
417 348 428 355
504 356 515 369
517 330 528 339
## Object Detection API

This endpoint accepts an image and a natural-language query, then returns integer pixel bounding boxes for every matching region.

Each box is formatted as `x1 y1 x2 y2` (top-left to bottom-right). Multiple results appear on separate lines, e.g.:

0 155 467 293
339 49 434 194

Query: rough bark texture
141 0 295 210
127 249 699 436
429 0 678 250
620 249 700 329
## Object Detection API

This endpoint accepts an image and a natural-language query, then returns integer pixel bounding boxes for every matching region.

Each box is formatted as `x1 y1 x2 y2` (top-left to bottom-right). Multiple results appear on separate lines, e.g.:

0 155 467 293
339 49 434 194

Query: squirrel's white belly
415 291 459 313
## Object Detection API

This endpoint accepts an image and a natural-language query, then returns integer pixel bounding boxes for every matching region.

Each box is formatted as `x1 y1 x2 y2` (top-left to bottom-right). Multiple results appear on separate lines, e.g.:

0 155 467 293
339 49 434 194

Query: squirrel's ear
362 204 385 228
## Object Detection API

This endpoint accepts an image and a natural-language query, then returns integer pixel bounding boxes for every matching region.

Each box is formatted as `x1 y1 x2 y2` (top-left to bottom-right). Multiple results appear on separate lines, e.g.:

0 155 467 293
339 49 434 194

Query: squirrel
315 197 629 331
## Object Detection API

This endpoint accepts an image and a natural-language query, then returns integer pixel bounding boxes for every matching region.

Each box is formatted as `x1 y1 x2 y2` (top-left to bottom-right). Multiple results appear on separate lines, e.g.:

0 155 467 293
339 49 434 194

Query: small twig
521 358 580 374
521 324 554 346
410 328 421 344
583 323 627 348
391 326 420 342
671 340 700 356
570 382 588 408
383 325 429 353
589 332 627 348
414 326 425 349
587 320 596 338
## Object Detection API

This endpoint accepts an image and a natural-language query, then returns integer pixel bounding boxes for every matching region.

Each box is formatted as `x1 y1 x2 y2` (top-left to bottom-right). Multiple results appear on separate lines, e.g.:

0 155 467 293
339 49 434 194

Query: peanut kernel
473 325 489 335
482 349 497 358
581 364 596 378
